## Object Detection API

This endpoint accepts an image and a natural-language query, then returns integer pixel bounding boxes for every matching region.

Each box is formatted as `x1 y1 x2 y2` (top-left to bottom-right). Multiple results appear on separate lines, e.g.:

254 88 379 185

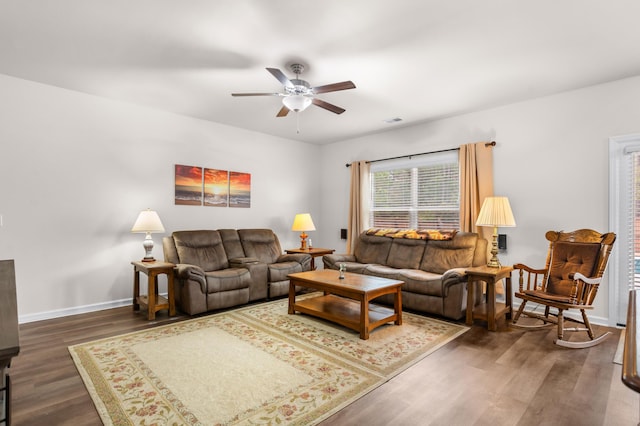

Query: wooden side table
285 247 335 270
132 261 176 320
465 265 513 331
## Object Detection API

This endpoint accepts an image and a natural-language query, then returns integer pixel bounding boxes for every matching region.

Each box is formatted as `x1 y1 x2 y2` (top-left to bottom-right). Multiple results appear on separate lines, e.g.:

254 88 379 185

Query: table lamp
291 213 316 250
131 208 165 262
475 196 516 268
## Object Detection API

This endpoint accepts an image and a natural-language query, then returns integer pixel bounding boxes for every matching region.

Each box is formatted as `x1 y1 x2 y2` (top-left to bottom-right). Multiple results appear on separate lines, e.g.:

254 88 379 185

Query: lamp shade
476 197 516 227
282 95 312 112
291 213 316 231
131 209 165 233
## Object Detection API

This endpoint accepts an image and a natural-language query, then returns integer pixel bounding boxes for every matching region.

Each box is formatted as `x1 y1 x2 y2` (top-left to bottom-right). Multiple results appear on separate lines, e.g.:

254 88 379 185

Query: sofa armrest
175 263 207 293
442 267 466 281
323 254 357 269
441 268 467 296
276 253 312 271
276 253 306 263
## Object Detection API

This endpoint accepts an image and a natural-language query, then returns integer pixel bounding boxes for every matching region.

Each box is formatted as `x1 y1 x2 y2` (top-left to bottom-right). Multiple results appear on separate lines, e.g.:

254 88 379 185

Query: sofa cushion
338 261 369 274
363 264 401 280
268 261 304 282
207 288 250 310
238 229 282 264
420 232 478 274
173 230 229 271
364 266 446 297
219 229 246 259
397 269 446 297
354 233 393 265
204 268 251 293
386 238 426 269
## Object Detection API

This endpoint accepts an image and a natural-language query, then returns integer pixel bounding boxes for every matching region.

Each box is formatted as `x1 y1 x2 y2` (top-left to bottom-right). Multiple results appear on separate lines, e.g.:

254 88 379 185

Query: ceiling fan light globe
282 95 312 112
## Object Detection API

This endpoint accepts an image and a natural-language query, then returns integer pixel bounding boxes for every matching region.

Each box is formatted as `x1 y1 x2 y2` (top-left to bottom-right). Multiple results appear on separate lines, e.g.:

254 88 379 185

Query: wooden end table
285 247 335 270
465 265 513 331
132 261 176 320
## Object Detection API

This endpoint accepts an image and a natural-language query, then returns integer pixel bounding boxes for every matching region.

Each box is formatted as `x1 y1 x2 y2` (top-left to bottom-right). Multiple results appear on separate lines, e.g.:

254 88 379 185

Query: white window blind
630 150 640 287
369 151 459 229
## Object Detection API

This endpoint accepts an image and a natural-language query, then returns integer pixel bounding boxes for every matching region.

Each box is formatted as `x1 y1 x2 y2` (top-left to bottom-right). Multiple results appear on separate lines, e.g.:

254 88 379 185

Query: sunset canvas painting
204 168 229 207
174 165 203 205
229 171 251 208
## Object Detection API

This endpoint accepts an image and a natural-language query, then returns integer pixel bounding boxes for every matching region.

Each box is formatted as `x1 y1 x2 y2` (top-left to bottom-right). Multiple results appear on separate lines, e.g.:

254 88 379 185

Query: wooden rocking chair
512 229 616 348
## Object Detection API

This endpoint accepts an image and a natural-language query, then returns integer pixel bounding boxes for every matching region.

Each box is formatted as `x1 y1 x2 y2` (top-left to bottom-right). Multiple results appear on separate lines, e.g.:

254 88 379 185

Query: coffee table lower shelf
292 294 398 339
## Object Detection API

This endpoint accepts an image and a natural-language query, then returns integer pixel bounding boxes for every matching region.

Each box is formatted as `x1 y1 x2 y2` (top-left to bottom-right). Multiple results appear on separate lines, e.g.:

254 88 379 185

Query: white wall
320 75 640 325
0 75 321 322
4 73 640 325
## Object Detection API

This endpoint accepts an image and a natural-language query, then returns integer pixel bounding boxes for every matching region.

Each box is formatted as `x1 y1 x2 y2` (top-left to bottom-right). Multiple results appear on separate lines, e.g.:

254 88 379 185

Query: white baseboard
19 292 173 324
20 296 612 327
19 298 133 324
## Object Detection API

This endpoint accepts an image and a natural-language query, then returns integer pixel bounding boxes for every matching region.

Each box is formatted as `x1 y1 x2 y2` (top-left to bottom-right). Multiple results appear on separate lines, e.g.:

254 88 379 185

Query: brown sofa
163 229 312 315
323 229 487 320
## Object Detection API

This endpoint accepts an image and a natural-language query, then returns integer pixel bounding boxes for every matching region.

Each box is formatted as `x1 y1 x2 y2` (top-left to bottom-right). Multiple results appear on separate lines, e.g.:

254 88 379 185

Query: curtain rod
345 141 495 167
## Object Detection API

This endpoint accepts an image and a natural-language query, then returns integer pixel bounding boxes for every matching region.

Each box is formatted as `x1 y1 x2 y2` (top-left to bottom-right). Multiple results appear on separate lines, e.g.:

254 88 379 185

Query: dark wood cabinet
0 260 19 425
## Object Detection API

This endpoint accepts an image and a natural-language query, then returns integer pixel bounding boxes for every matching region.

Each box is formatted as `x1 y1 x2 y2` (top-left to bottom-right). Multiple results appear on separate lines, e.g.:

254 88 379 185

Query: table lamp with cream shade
475 196 516 268
131 209 165 262
291 213 316 250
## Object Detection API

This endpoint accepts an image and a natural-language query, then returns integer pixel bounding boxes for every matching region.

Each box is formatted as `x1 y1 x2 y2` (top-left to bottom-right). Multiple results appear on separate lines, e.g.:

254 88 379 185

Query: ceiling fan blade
312 81 356 94
276 106 290 117
312 98 346 114
266 68 294 88
231 92 281 97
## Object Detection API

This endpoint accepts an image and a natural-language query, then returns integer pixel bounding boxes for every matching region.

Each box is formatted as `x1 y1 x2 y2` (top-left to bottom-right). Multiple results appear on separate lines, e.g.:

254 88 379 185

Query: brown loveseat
163 229 312 315
323 229 487 320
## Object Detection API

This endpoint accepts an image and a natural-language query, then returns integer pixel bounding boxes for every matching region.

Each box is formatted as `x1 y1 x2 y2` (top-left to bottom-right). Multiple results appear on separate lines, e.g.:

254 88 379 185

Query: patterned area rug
69 294 468 425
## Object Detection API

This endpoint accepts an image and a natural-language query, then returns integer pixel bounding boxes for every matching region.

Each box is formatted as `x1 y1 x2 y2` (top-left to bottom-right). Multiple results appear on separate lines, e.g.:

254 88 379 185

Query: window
369 151 459 229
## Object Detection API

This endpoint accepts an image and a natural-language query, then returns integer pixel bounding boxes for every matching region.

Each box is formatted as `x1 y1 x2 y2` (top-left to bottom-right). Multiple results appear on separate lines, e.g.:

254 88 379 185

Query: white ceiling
2 1 640 144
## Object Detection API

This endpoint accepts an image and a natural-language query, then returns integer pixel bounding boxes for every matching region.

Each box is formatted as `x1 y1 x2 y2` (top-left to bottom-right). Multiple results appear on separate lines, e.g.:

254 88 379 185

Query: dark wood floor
7 305 638 425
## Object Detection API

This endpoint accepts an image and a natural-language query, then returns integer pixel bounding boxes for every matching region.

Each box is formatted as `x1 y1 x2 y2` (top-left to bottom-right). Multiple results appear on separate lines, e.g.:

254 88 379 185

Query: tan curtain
459 141 496 293
346 160 371 254
459 142 494 241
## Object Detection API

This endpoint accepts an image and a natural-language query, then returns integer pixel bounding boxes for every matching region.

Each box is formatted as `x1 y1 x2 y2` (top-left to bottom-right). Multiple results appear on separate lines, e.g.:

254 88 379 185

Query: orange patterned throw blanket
365 228 457 240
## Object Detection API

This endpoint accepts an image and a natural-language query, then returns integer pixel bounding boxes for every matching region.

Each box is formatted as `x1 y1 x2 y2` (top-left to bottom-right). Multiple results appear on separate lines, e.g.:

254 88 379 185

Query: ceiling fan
231 63 356 117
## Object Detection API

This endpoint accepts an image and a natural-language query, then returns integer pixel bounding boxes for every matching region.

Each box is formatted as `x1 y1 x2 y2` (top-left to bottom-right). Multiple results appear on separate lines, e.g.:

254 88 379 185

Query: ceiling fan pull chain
296 111 301 134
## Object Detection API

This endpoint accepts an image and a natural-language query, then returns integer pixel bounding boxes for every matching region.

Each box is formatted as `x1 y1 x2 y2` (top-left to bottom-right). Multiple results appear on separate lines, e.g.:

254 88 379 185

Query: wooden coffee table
288 269 403 339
